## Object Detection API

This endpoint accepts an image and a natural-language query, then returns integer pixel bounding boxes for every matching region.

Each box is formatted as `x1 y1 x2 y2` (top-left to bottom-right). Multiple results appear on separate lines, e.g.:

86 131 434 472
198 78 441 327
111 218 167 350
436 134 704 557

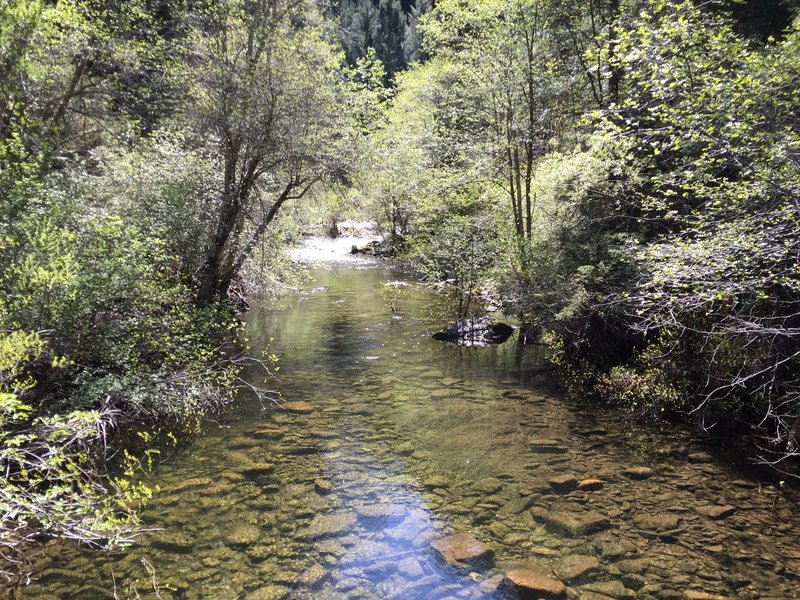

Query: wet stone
498 495 536 516
239 463 276 478
340 540 394 567
578 479 604 491
695 505 737 520
423 475 449 489
556 555 601 582
151 531 195 552
226 524 261 547
682 592 728 600
529 439 569 454
301 511 357 539
622 467 654 480
171 477 212 493
474 477 505 495
356 503 408 524
281 401 315 414
299 563 327 587
617 558 651 574
500 568 567 599
688 452 714 464
479 573 505 594
530 508 611 536
253 426 285 439
634 513 680 531
582 580 636 598
397 557 425 579
600 541 635 560
396 442 415 455
431 533 494 571
549 474 578 493
314 478 334 494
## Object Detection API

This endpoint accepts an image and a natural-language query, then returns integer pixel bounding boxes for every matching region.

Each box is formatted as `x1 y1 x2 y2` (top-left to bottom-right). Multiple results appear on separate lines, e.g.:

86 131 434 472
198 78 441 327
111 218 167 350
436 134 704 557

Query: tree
340 0 379 65
181 0 351 304
602 1 800 464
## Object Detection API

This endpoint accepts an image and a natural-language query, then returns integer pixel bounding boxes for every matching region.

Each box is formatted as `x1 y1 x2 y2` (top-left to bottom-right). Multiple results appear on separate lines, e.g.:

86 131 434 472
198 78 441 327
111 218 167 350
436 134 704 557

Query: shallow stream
20 240 800 599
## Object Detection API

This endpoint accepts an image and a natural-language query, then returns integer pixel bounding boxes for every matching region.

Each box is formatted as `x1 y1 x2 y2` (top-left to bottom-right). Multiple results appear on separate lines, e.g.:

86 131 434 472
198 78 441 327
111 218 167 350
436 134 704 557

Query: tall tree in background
402 0 431 64
339 0 379 64
376 0 406 79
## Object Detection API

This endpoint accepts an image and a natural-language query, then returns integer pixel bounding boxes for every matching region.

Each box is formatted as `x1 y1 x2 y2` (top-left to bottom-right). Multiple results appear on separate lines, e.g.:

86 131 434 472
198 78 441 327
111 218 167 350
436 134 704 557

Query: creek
20 238 800 599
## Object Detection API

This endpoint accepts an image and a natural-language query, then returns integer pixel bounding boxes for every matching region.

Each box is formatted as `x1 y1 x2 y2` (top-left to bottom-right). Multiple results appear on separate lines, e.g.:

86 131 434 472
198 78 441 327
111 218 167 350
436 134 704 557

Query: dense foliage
342 0 800 471
0 0 363 585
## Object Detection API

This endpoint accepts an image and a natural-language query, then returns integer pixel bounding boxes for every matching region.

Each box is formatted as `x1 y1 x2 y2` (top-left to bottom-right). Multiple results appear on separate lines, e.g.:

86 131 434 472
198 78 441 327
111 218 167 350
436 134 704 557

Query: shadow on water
16 254 800 600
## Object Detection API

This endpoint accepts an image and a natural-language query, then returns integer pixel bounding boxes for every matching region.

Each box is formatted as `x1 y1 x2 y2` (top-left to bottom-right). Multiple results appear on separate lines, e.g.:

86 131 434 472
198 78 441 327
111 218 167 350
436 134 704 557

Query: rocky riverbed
18 254 800 600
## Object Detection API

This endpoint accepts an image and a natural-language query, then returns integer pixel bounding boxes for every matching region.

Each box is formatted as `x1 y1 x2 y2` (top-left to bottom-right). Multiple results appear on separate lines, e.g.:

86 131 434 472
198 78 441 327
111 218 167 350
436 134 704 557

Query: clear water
17 249 800 599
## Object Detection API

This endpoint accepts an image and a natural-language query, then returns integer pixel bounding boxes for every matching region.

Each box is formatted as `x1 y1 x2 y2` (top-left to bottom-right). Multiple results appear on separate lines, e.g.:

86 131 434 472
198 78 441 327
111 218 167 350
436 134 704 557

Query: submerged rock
281 401 315 414
300 511 357 539
548 474 578 493
225 524 261 547
431 533 494 570
622 467 654 480
695 504 737 520
500 568 567 599
530 508 611 536
432 318 515 347
556 555 600 582
577 478 604 491
634 513 680 531
246 586 289 600
356 503 408 524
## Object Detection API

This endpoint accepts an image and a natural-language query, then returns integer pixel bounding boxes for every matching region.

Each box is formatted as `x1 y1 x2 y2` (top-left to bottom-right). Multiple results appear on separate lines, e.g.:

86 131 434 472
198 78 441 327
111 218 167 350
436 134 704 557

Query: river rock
246 586 289 600
622 467 654 480
582 580 636 598
578 479 604 491
549 475 578 493
339 539 394 567
253 426 285 438
301 511 357 539
299 563 327 587
500 568 567 599
397 557 425 579
226 524 261 547
151 530 195 552
281 401 315 414
682 592 728 600
432 533 494 570
634 513 680 531
239 462 275 477
687 452 714 464
474 477 505 494
498 495 536 516
356 503 408 524
397 442 415 455
314 479 334 494
423 475 449 489
530 508 610 536
556 555 601 581
479 574 505 594
529 439 569 454
600 541 637 560
171 477 212 493
695 505 737 520
432 317 515 346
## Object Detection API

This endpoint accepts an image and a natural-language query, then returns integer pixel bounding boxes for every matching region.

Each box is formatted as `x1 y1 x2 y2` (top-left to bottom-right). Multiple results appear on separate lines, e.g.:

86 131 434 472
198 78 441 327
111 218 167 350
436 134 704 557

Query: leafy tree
179 0 352 304
601 1 800 464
